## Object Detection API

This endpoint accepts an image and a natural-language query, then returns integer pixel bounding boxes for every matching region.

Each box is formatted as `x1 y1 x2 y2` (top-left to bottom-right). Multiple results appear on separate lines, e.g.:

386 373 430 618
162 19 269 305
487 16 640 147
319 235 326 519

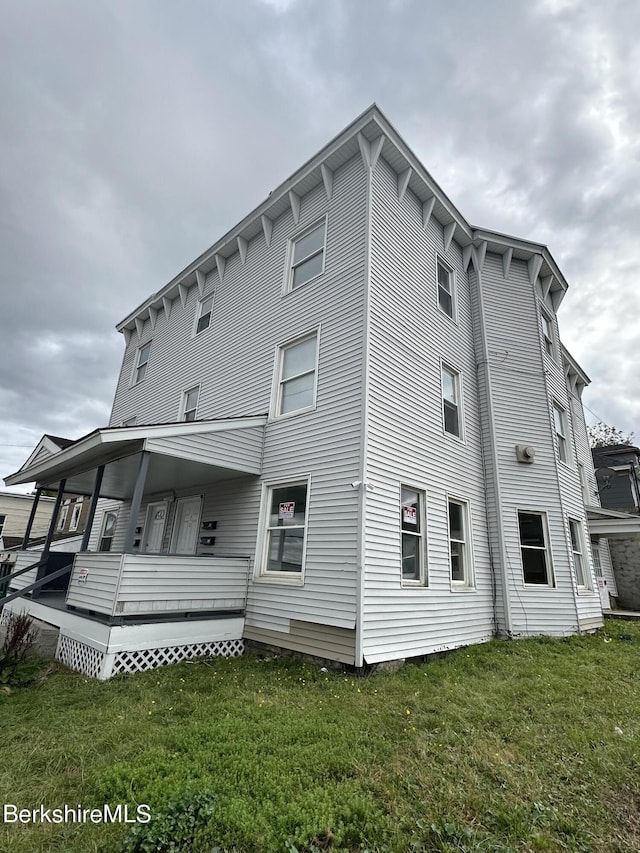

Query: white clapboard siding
361 156 494 663
597 538 618 596
66 553 123 615
145 426 264 475
6 550 42 592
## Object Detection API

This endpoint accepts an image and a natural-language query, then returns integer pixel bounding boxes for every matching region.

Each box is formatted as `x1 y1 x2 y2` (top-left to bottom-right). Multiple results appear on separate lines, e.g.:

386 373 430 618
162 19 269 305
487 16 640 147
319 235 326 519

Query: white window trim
192 293 215 337
517 509 555 588
57 500 70 530
98 510 119 553
179 385 200 422
440 360 464 442
131 341 152 386
270 327 320 421
540 306 557 360
69 499 83 532
447 496 475 590
435 254 457 322
552 401 570 466
568 517 590 591
283 215 328 295
254 475 311 585
400 483 428 587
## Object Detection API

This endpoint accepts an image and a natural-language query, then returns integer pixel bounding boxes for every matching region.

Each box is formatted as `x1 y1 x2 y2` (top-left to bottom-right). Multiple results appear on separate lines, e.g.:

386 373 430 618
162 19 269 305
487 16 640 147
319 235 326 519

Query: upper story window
400 486 426 584
541 309 556 359
553 402 568 464
518 510 553 586
134 342 151 384
437 258 455 319
260 480 309 577
182 386 200 422
568 518 588 588
442 365 462 438
57 499 70 530
0 514 6 536
288 220 326 291
195 296 214 335
69 499 83 532
273 331 319 417
448 498 473 587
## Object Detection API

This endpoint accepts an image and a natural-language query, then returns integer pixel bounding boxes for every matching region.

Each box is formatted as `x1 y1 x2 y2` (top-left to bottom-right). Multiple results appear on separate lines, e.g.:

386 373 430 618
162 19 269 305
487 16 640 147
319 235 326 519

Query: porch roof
4 417 267 499
586 506 640 540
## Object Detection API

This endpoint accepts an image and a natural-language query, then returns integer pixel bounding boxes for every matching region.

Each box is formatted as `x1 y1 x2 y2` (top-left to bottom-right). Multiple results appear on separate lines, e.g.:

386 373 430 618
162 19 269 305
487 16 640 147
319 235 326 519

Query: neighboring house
591 444 640 610
3 105 638 679
0 490 58 549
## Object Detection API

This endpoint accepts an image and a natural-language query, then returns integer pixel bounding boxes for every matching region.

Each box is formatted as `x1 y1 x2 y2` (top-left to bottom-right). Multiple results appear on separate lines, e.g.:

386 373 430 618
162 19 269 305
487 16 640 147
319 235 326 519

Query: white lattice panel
112 639 244 675
56 635 105 679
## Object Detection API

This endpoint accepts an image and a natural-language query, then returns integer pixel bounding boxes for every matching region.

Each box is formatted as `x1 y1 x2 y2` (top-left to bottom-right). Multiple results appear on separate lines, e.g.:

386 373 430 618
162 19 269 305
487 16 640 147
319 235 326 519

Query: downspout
472 249 513 636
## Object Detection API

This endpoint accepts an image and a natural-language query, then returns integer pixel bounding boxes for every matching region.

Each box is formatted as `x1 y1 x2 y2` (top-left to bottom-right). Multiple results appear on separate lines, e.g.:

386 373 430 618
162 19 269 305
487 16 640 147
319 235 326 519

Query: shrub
0 610 37 686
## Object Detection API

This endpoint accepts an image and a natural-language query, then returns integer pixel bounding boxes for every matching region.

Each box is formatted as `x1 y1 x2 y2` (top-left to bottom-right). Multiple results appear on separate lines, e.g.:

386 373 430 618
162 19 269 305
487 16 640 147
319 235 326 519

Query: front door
172 496 202 555
143 501 168 553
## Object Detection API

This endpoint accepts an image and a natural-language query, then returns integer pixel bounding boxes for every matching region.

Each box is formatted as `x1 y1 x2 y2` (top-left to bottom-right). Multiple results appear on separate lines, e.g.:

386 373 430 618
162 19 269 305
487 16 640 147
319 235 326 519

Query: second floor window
135 342 151 384
182 386 200 422
275 332 318 416
70 499 83 532
442 365 461 438
58 500 70 530
196 296 214 334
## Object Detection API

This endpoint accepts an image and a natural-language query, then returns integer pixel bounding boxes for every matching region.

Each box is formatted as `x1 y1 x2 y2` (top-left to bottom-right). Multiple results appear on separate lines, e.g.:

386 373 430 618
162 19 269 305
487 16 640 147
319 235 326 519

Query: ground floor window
518 511 553 585
448 498 472 587
99 511 118 552
568 518 588 588
261 480 309 576
401 486 426 584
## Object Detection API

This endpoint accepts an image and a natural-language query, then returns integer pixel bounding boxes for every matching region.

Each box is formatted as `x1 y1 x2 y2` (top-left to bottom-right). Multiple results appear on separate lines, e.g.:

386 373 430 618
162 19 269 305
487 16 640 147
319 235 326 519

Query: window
288 220 326 291
134 342 151 384
195 296 214 334
274 332 318 417
182 386 200 422
99 511 118 552
568 518 588 588
541 310 555 358
57 499 70 530
592 541 602 578
578 463 590 504
448 499 472 586
261 481 309 576
442 365 461 438
518 511 553 585
553 403 568 464
400 486 425 583
437 258 454 318
0 514 5 536
69 499 83 532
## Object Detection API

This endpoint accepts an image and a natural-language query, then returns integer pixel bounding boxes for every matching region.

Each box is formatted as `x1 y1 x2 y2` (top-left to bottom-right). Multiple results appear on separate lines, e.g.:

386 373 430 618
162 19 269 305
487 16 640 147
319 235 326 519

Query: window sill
443 430 465 445
269 405 317 423
450 583 476 592
522 583 557 590
254 574 304 587
283 271 324 297
401 580 427 589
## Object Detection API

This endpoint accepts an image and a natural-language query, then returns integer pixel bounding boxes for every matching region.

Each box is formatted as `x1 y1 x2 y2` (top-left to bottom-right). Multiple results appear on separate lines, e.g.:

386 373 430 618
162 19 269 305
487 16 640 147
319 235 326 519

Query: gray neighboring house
591 444 640 610
3 105 638 679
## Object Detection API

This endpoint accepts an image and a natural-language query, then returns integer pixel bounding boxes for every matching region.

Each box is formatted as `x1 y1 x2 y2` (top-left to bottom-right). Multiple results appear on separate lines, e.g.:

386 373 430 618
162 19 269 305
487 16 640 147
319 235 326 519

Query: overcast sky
1 0 639 488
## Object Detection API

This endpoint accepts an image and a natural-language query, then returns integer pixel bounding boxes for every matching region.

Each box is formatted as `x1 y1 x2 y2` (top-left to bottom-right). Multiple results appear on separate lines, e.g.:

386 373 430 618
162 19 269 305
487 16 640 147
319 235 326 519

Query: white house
3 105 630 679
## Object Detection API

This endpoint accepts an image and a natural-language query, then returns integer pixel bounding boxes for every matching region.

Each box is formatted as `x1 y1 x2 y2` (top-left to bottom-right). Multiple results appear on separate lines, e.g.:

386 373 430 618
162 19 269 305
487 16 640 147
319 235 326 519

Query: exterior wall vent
515 444 536 464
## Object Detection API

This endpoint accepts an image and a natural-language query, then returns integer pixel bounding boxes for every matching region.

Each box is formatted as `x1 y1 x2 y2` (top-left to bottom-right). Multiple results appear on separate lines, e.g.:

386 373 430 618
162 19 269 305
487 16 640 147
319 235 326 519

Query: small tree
587 422 635 449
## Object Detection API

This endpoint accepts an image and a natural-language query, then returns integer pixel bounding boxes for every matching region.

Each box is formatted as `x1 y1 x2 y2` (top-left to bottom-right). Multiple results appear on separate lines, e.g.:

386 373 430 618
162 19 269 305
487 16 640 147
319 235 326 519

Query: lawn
1 622 639 852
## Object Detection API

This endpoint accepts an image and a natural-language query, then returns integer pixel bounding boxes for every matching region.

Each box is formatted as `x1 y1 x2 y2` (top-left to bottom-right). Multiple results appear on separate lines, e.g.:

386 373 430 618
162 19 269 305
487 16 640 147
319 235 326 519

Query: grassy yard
1 622 639 852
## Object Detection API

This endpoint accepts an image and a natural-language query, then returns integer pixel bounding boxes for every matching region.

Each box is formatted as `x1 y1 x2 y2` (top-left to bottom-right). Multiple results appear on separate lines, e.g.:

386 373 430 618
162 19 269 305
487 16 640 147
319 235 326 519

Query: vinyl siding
244 620 356 664
362 156 494 664
66 553 122 615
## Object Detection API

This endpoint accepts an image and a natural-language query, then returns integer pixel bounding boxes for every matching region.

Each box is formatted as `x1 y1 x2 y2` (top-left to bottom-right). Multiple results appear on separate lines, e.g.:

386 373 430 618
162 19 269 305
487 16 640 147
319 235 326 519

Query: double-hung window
0 514 6 538
69 499 83 532
437 258 455 318
442 365 462 438
518 511 553 585
400 486 425 583
448 498 472 586
58 500 70 530
134 342 151 384
568 518 588 588
288 220 326 291
541 310 555 358
182 386 200 422
261 480 309 576
99 511 118 552
553 402 568 464
195 296 214 334
274 331 318 417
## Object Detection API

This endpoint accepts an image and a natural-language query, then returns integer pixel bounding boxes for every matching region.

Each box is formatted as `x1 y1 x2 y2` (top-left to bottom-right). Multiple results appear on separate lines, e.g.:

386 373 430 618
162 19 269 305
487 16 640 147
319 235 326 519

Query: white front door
172 496 202 555
143 501 168 553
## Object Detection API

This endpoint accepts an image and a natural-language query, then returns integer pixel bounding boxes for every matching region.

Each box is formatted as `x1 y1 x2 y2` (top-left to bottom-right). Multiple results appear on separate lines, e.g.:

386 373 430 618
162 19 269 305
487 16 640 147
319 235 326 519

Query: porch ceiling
4 417 267 499
587 507 640 540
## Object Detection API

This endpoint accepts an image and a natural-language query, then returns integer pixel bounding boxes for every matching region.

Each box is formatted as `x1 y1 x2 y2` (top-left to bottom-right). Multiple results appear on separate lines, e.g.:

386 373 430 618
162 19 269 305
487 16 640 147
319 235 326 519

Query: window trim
447 496 475 590
193 293 215 337
270 328 320 421
283 216 328 295
400 483 427 587
98 510 119 553
132 341 152 386
69 499 83 532
57 499 70 531
180 385 200 422
540 306 556 360
441 361 464 441
517 509 555 587
255 475 311 585
568 517 590 590
552 401 569 466
436 255 456 321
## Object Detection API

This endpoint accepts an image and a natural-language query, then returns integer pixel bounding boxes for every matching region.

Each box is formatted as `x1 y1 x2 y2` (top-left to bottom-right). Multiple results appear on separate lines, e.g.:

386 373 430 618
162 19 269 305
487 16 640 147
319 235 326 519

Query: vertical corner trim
178 282 189 308
443 221 456 252
134 317 145 339
422 195 436 229
288 190 301 224
237 235 248 265
398 167 412 203
502 247 513 279
528 254 543 286
261 214 273 247
215 254 226 282
162 296 172 319
320 163 333 199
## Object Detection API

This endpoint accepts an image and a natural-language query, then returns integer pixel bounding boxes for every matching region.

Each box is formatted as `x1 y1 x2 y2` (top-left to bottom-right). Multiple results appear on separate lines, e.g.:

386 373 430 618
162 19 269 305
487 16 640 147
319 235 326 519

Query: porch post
80 465 105 552
123 451 150 554
32 479 66 599
21 487 42 550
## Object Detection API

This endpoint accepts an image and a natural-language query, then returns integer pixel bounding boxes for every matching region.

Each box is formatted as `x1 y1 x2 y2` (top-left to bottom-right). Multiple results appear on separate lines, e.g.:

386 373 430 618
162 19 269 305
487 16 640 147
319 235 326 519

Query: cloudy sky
1 0 639 488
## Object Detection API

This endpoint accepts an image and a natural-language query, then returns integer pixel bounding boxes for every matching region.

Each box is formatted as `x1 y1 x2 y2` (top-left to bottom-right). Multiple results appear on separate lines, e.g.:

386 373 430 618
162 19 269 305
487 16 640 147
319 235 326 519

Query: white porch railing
65 553 250 617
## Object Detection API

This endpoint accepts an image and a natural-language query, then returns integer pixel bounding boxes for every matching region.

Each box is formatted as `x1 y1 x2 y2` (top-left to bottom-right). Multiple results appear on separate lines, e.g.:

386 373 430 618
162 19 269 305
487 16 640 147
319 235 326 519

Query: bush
0 610 36 686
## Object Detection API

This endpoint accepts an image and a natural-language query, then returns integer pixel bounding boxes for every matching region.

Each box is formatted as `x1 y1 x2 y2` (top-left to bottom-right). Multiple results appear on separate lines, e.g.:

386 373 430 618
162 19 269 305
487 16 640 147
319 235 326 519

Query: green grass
1 623 640 852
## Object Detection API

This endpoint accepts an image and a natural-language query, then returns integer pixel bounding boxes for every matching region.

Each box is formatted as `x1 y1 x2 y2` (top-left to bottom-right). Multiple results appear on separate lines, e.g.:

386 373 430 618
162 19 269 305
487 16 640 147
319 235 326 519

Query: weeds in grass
0 610 37 688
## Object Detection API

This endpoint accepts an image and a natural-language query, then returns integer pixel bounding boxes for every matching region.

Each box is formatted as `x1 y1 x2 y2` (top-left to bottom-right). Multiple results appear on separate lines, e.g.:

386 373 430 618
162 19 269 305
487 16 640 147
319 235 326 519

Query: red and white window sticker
403 505 417 525
279 502 295 520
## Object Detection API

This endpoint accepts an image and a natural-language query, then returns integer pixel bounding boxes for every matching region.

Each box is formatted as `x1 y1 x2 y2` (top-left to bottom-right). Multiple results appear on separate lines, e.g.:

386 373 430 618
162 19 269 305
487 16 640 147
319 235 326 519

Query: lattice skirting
57 635 105 679
55 634 244 679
